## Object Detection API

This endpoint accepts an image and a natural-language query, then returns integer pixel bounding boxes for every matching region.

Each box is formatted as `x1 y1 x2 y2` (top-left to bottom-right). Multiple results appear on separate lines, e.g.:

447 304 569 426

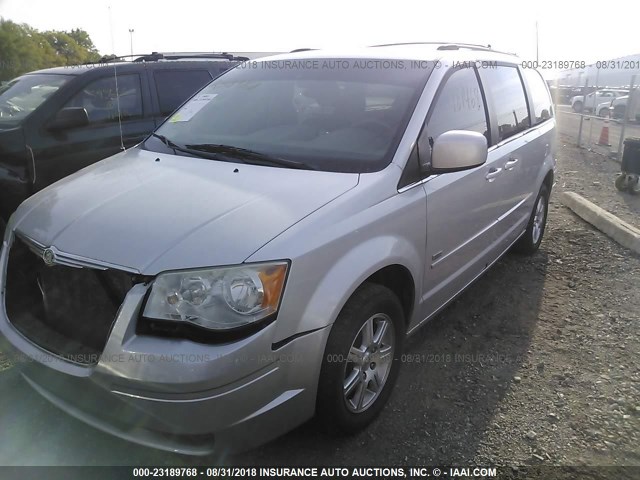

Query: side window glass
63 74 143 124
154 70 212 116
481 66 530 142
522 68 553 124
426 67 489 144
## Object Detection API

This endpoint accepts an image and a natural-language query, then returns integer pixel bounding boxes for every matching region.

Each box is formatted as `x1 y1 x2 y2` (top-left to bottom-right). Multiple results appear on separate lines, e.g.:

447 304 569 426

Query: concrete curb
560 191 640 254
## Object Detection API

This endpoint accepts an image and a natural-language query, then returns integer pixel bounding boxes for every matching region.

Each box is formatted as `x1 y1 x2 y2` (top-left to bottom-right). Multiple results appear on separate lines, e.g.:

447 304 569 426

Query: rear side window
64 74 143 124
522 68 553 124
481 66 530 142
154 70 212 116
426 67 488 142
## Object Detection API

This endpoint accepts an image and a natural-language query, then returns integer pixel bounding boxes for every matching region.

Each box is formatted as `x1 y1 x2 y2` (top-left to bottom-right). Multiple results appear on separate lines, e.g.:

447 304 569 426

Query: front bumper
0 233 330 455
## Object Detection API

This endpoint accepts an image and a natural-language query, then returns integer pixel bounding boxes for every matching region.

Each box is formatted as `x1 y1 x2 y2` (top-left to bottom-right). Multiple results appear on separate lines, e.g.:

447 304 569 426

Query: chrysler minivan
0 44 556 455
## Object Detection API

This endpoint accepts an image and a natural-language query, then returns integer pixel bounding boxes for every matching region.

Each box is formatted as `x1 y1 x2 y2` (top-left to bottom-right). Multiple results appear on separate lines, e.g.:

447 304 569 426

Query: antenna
108 5 125 151
535 21 539 63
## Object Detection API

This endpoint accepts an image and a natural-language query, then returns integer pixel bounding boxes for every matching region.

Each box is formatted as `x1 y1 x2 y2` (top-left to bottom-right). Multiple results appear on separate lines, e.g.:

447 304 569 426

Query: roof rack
132 52 250 62
90 52 249 64
370 42 516 56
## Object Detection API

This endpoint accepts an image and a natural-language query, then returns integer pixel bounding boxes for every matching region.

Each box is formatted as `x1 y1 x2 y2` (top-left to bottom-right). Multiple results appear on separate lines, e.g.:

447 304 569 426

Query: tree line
0 18 110 81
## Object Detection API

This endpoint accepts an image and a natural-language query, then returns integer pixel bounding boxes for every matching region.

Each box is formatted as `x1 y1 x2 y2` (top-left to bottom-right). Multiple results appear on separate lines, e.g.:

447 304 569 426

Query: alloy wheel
343 313 395 413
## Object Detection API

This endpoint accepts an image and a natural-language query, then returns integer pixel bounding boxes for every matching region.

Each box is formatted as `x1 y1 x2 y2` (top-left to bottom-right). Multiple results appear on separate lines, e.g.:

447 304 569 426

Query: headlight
143 262 288 331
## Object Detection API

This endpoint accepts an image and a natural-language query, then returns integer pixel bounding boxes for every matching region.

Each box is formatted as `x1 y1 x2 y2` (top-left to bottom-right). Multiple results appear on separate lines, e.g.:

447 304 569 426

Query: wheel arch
364 264 415 326
271 235 422 343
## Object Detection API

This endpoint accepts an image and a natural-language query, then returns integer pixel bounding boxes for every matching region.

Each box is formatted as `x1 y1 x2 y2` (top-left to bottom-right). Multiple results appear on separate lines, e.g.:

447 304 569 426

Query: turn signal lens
258 264 288 310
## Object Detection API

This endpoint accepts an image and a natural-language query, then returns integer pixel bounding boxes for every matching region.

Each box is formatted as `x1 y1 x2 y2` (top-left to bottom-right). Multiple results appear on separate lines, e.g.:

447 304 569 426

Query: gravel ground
0 352 10 373
0 142 638 475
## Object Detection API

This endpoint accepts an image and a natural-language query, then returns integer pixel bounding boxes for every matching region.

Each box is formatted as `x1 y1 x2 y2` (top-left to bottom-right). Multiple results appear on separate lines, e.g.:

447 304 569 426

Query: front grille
4 234 134 365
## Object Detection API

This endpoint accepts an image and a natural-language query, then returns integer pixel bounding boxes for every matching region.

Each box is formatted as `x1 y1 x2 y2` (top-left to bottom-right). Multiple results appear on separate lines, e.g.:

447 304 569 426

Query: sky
1 0 639 72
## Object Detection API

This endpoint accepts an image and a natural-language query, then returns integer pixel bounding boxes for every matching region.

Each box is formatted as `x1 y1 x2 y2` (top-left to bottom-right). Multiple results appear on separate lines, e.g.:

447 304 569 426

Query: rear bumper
0 232 331 455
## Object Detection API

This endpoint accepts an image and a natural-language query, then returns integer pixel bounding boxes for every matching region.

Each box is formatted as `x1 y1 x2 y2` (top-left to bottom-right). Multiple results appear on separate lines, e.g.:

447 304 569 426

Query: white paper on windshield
169 93 218 122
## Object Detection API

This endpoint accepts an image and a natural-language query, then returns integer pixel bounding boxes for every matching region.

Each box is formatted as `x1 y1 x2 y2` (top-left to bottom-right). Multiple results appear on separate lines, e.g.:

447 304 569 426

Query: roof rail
290 48 317 53
131 52 250 62
370 42 516 56
88 52 249 64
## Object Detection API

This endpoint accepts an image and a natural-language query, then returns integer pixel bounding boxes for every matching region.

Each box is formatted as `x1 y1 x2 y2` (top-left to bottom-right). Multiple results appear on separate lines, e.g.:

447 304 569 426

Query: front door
418 65 508 319
27 72 155 191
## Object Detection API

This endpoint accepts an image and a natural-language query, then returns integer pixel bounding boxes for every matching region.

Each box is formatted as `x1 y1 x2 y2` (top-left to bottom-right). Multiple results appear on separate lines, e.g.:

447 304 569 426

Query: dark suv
0 53 247 230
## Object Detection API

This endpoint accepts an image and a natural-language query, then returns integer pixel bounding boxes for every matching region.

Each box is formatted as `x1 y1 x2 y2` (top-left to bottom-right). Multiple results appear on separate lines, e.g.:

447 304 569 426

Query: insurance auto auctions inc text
257 467 497 478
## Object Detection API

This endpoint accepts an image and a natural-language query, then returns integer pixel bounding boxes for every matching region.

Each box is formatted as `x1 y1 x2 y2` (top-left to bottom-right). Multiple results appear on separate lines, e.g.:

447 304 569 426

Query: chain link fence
567 74 640 161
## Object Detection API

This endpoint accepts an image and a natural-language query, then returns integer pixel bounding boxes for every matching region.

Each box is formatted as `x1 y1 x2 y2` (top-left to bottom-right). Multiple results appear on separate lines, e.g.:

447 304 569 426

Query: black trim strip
271 326 326 351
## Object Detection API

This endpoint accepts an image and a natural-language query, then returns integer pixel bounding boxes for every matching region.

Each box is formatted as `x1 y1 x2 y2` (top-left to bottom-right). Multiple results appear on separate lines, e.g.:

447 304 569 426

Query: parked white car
571 89 627 113
595 100 614 117
610 91 640 121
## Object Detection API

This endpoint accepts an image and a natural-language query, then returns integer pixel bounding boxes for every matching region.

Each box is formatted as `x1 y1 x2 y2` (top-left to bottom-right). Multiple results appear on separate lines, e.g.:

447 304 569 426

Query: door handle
485 167 502 182
504 158 519 170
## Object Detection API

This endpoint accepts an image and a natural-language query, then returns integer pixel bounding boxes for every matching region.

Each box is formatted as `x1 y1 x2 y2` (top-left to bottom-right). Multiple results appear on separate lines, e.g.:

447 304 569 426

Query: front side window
146 59 431 173
63 74 143 125
522 68 553 124
154 70 212 116
481 66 530 142
0 74 71 129
426 66 488 143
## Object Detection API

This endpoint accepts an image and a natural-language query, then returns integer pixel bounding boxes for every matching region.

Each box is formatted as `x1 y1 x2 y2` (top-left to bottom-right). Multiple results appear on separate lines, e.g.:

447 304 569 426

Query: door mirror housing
428 130 488 174
48 107 89 131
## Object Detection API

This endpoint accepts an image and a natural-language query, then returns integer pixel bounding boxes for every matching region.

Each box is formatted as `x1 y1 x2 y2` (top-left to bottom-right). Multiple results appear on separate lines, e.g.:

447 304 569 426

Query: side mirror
48 107 89 130
429 130 488 174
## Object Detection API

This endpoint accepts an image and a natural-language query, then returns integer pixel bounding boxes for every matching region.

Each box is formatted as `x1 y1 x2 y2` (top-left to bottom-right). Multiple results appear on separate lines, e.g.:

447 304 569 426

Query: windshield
146 58 431 173
0 74 71 128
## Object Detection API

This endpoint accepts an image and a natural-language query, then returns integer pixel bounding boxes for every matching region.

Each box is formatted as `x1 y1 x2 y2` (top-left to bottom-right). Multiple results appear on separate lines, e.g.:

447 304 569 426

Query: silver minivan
0 44 556 455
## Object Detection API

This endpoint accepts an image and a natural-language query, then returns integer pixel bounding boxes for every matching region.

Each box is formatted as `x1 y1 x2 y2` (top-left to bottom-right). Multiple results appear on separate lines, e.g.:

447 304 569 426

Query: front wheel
612 105 626 120
316 283 405 434
513 184 549 255
572 101 583 113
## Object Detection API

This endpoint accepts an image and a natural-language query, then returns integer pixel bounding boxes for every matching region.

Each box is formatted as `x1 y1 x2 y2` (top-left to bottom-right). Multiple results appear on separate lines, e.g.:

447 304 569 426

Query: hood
12 148 359 274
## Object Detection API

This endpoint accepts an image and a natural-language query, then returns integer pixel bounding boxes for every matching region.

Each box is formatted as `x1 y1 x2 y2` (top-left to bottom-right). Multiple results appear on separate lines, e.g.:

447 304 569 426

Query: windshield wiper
150 133 223 161
185 143 315 170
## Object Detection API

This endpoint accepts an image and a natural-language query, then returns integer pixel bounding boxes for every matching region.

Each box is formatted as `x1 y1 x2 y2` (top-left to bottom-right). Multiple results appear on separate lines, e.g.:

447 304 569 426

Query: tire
572 101 583 113
628 176 640 195
513 184 550 255
615 174 629 192
0 217 5 241
316 283 405 434
613 105 625 120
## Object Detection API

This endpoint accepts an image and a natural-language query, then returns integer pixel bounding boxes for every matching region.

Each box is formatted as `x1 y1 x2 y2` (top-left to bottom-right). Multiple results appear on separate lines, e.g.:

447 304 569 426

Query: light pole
128 29 134 58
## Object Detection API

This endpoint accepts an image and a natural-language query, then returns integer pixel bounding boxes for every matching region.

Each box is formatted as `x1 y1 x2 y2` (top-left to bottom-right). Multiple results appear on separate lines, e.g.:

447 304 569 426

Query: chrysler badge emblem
42 248 56 266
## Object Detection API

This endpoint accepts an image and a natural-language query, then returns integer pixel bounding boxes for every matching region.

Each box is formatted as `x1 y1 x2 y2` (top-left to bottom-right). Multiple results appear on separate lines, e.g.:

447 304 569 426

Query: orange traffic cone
597 118 611 146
